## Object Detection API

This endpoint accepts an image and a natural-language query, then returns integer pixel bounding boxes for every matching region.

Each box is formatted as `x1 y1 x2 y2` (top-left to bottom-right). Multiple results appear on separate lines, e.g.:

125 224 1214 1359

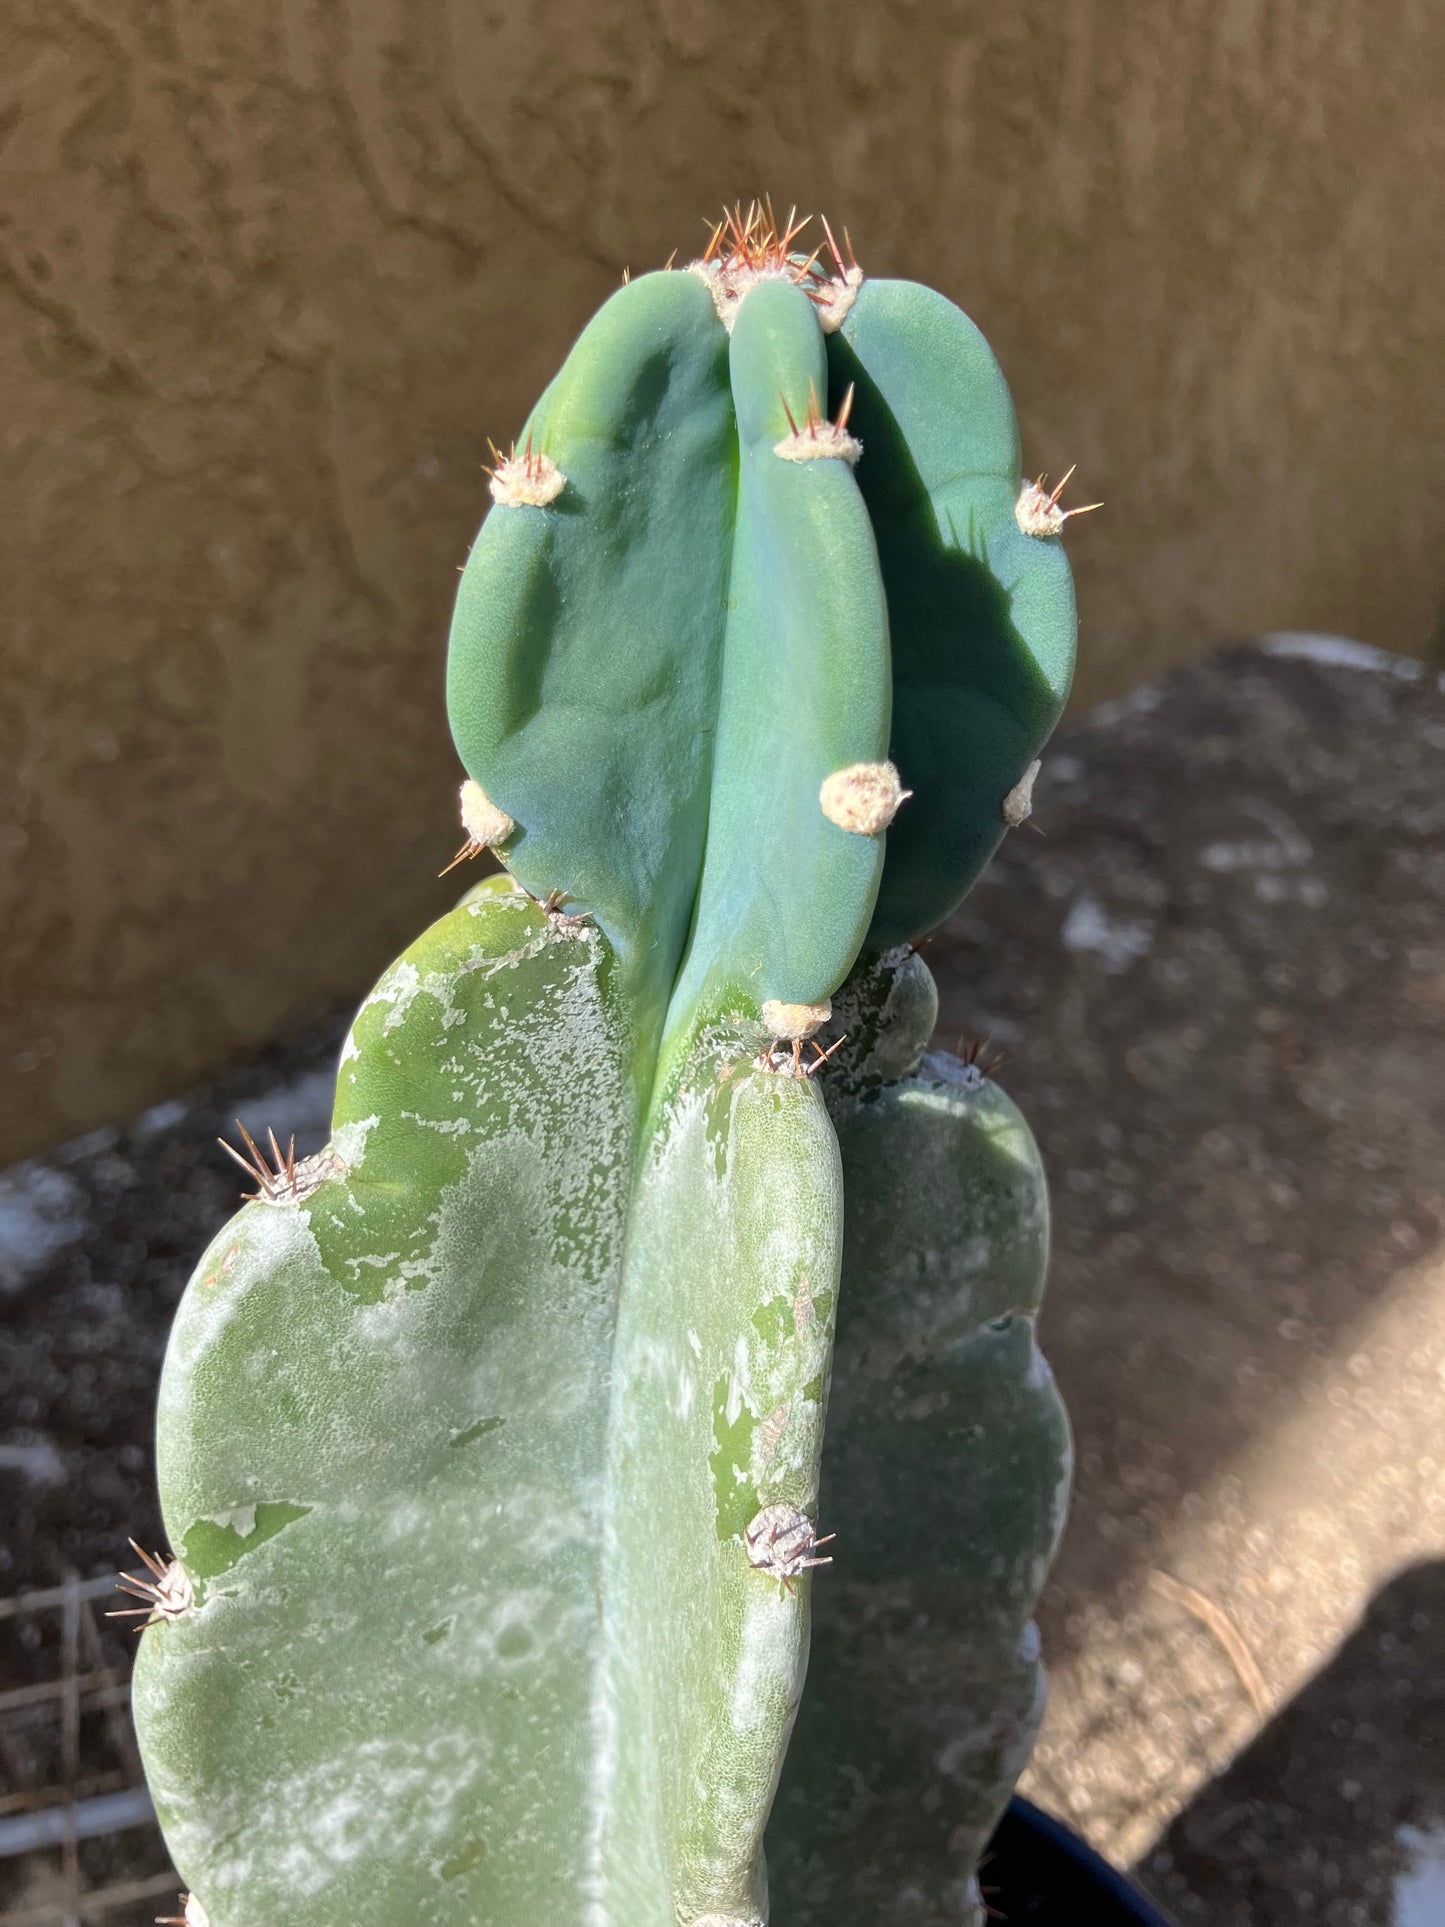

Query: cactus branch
133 209 1081 1927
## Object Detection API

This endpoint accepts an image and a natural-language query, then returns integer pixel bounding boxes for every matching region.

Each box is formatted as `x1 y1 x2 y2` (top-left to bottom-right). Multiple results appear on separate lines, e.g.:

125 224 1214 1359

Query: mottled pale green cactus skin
769 948 1070 1924
134 225 1080 1927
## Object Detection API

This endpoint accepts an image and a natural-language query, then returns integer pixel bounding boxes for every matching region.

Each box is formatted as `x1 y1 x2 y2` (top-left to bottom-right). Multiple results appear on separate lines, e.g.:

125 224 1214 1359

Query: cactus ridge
827 278 1078 947
134 212 1084 1927
769 954 1072 1926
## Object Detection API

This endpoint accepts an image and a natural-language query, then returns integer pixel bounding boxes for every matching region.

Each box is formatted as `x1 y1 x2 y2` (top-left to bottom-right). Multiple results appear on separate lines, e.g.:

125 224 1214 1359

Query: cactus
130 205 1080 1927
768 951 1070 1923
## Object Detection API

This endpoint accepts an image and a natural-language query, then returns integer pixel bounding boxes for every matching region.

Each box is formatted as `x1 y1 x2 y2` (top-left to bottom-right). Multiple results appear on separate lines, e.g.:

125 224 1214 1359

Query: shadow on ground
1142 1561 1445 1926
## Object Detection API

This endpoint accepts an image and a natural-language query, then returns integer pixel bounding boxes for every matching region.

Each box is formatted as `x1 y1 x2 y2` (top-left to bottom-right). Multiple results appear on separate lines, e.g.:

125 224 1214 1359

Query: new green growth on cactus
129 203 1085 1927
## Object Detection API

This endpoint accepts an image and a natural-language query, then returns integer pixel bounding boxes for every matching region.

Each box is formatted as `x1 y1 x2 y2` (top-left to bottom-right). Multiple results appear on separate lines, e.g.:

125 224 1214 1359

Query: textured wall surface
2 0 1441 1164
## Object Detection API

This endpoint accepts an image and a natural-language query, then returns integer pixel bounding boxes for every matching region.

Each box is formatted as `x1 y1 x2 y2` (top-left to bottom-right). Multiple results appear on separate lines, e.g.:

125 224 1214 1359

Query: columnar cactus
130 205 1082 1927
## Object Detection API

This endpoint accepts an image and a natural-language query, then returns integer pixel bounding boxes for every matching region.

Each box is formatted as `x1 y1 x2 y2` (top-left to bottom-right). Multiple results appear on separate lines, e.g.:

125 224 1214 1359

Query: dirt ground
929 638 1445 1924
2 639 1442 1924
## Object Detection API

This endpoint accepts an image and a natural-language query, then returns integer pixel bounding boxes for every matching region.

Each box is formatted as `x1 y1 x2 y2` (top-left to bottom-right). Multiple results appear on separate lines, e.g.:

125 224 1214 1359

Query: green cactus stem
769 948 1071 1924
826 278 1078 946
132 202 1085 1927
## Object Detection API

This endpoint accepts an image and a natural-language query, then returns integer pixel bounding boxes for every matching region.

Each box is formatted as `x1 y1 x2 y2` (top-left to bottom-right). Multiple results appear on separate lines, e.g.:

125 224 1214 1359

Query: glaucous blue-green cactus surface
132 205 1084 1927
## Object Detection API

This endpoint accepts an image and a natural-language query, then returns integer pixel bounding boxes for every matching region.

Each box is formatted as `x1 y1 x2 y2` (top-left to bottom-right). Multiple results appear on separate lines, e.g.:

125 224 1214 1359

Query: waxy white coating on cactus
488 446 566 508
458 778 515 850
1002 759 1042 828
760 999 830 1042
1014 466 1100 538
819 760 910 836
743 1503 834 1586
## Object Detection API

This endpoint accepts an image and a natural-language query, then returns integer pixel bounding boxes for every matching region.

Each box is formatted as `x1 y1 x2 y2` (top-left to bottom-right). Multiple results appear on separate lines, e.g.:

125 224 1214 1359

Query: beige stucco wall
2 0 1441 1166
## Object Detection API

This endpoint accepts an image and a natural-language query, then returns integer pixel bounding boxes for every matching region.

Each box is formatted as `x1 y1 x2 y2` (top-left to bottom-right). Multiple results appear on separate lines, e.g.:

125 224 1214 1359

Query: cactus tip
687 199 863 331
819 760 910 835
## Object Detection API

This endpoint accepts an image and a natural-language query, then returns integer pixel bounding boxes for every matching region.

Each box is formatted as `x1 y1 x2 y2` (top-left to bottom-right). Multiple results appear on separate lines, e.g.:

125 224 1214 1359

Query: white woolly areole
459 778 515 850
1015 478 1067 537
1015 469 1099 539
115 1545 195 1629
773 421 862 465
743 1502 832 1581
760 998 830 1041
690 1916 760 1927
283 1148 346 1204
819 760 910 835
685 260 867 335
687 259 865 335
812 264 864 333
1003 759 1042 827
149 1561 193 1617
687 258 800 332
488 449 566 508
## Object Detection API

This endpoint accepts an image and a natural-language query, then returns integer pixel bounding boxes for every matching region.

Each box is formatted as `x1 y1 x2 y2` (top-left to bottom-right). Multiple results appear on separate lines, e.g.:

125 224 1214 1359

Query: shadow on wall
1141 1560 1445 1927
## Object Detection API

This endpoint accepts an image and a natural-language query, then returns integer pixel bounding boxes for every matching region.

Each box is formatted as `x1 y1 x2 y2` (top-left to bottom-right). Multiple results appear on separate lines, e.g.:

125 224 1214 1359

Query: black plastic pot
983 1796 1181 1924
